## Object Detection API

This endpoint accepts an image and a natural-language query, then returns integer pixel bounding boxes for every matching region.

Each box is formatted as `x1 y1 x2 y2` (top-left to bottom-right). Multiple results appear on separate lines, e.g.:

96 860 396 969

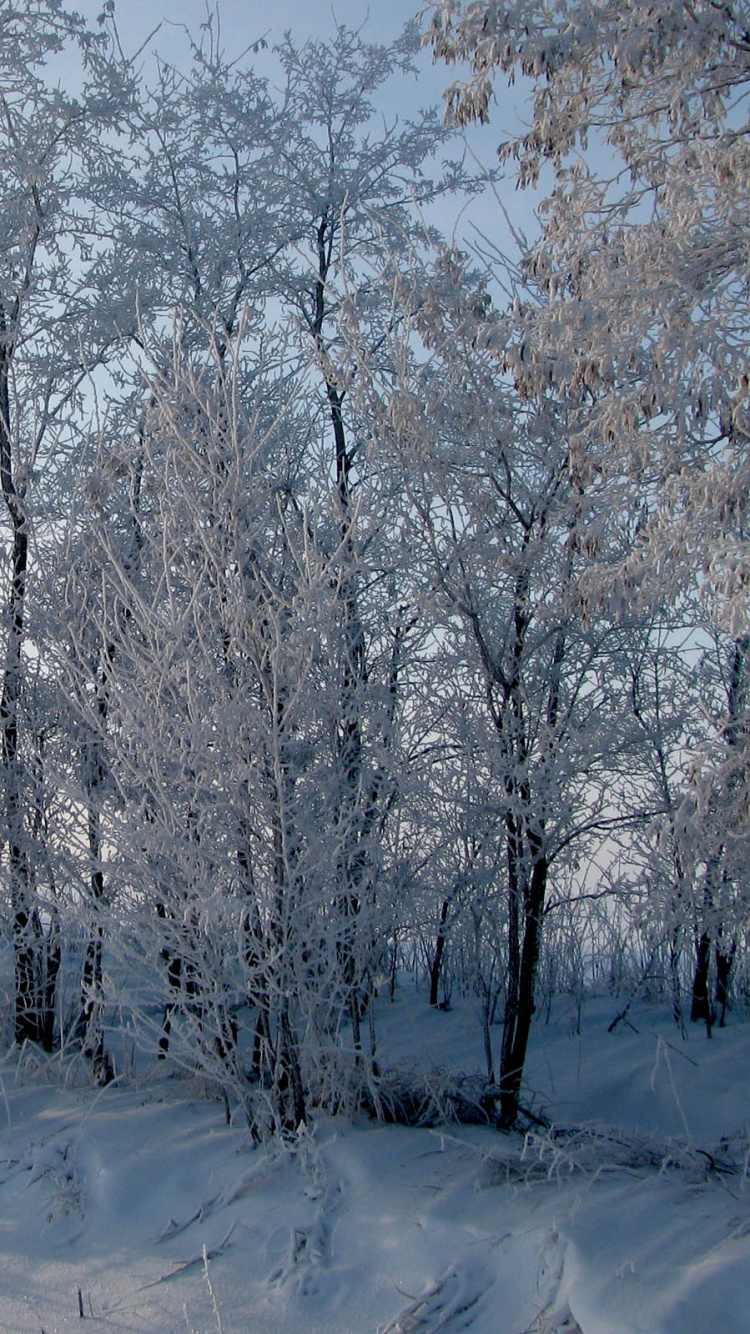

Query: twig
137 1226 236 1290
202 1244 225 1334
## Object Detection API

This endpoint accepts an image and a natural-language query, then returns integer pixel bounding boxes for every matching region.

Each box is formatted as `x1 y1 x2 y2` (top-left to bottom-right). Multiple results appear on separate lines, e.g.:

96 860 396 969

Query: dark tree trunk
498 851 547 1127
0 347 47 1046
498 814 523 1104
691 931 713 1034
429 899 450 1007
78 727 112 1080
38 921 61 1054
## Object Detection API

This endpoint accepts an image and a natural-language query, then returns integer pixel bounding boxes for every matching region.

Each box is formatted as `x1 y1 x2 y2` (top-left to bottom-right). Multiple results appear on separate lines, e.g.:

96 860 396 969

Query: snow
1 992 749 1333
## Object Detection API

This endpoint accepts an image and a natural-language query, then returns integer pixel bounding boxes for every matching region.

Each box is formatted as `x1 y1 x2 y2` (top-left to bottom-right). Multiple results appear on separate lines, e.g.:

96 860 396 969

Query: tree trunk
498 814 523 1107
669 932 683 1029
715 935 736 1028
498 849 547 1127
77 723 112 1080
276 1005 306 1132
315 215 373 1045
429 899 450 1007
690 931 713 1034
38 916 61 1054
0 350 44 1045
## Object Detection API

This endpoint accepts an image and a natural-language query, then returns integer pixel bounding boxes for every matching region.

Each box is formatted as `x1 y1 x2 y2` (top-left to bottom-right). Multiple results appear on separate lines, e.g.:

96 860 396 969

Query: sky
75 0 457 98
103 0 429 48
64 0 543 262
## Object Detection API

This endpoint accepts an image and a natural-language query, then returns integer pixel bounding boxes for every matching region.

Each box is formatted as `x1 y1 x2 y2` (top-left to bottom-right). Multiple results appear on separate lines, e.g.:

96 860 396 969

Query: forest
0 0 749 1150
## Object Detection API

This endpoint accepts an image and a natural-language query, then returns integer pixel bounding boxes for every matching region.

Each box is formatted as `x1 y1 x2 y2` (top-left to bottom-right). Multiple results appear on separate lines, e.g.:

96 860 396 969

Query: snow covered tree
263 26 459 1049
425 0 750 622
66 327 321 1128
59 22 463 1120
0 1 134 1049
354 248 655 1124
425 0 750 1030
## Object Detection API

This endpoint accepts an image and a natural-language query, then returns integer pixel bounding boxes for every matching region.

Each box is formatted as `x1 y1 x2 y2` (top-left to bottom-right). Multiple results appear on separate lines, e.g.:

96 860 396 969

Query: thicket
0 0 747 1133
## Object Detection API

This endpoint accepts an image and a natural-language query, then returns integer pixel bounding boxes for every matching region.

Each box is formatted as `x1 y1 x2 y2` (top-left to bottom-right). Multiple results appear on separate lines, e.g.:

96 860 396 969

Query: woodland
1 0 749 1146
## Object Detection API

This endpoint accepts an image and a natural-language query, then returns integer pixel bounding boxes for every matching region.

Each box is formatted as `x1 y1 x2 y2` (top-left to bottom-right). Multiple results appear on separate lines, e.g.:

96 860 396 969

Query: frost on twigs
424 0 750 633
479 1123 747 1189
363 1069 507 1128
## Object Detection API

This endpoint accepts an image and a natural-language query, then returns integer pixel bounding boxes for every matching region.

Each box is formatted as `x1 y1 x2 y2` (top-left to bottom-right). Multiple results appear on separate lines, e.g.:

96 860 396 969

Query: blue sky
65 0 541 262
106 0 427 47
77 0 448 83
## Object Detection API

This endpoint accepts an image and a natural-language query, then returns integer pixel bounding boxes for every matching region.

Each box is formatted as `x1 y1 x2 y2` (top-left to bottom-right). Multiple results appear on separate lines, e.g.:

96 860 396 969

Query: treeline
0 0 747 1133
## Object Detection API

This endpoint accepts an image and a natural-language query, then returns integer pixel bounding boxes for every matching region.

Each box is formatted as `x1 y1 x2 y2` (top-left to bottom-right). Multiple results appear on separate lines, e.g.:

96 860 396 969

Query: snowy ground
1 992 749 1333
